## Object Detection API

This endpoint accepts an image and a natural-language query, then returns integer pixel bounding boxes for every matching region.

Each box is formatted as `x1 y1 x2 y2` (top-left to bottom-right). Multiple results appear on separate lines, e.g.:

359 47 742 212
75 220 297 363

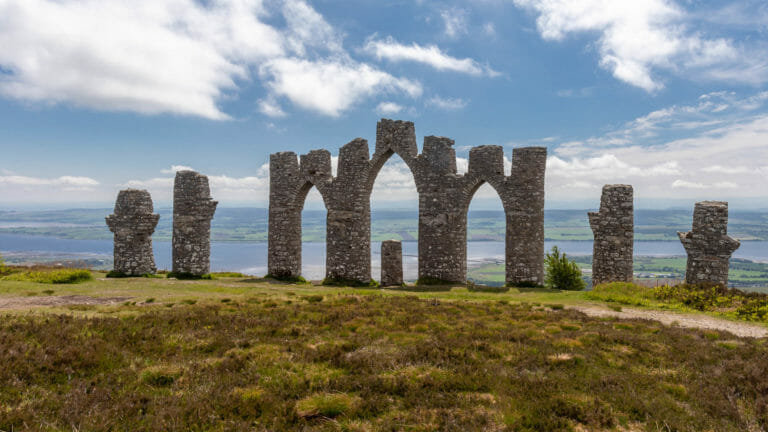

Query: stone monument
172 170 218 276
106 189 160 275
588 184 634 285
380 240 403 286
678 201 740 287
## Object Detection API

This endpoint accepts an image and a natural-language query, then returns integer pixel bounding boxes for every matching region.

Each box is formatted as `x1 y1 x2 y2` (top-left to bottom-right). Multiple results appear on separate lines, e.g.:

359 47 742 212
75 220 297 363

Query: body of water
1 233 767 281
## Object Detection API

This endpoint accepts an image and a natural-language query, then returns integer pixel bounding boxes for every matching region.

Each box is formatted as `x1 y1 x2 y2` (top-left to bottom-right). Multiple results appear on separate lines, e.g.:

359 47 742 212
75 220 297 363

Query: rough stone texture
588 184 634 285
678 201 740 287
172 171 218 275
381 240 403 286
105 189 160 275
267 119 547 285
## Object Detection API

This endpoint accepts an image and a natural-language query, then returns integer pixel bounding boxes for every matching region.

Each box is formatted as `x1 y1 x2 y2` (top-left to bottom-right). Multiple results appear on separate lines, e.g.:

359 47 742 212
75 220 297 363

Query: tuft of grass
295 393 358 418
140 366 181 387
209 272 247 278
302 295 323 303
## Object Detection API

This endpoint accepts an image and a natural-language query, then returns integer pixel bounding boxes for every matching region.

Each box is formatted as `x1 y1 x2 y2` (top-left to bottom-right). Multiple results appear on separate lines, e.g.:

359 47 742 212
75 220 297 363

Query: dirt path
0 295 132 310
570 305 768 338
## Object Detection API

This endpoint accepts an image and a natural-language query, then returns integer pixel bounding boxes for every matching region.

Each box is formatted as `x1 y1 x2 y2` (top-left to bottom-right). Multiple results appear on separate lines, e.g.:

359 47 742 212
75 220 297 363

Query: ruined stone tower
106 189 160 275
267 119 547 285
588 184 634 285
678 201 740 287
381 240 403 286
172 170 218 275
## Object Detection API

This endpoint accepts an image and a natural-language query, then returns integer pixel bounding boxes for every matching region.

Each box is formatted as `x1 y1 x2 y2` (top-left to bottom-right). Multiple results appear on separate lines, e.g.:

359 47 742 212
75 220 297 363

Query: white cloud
546 91 768 202
259 57 421 117
376 102 403 115
440 7 468 39
257 97 287 118
363 36 499 77
512 0 768 91
0 175 99 187
426 96 468 110
0 0 423 119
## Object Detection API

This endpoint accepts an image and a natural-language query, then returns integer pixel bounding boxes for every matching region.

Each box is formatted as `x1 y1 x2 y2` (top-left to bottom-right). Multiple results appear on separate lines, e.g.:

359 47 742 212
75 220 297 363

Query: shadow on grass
385 285 454 292
512 287 564 293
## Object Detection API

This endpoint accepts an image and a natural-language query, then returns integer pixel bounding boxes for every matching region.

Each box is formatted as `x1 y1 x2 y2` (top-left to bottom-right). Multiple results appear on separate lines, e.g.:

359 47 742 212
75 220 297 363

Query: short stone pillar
106 189 160 275
678 201 740 287
588 185 634 285
381 240 403 286
172 170 218 275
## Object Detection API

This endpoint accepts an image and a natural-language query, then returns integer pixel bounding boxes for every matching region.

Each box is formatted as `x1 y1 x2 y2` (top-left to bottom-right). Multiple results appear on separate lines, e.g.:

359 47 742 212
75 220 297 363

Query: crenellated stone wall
106 189 160 275
172 170 218 276
381 240 403 286
588 184 634 285
267 119 547 285
678 201 740 287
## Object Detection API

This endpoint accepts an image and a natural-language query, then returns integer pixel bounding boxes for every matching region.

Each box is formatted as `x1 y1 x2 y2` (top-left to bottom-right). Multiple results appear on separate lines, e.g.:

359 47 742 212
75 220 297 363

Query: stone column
268 152 304 279
106 189 160 275
505 147 547 285
381 240 403 286
172 170 218 276
417 136 466 283
678 201 740 287
588 184 634 285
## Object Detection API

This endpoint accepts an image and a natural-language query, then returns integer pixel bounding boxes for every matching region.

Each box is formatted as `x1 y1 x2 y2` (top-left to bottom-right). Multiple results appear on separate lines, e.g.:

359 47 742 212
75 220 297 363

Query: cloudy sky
1 0 767 210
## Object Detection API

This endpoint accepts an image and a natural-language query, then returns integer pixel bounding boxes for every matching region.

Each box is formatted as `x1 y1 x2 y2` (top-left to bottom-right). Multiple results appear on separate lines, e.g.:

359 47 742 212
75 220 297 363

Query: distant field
2 207 768 242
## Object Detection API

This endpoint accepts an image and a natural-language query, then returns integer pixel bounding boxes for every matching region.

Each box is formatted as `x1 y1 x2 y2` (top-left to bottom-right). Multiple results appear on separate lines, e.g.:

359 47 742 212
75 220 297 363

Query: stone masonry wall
381 240 403 286
172 170 218 275
678 201 740 287
267 119 547 285
588 184 634 285
106 189 160 275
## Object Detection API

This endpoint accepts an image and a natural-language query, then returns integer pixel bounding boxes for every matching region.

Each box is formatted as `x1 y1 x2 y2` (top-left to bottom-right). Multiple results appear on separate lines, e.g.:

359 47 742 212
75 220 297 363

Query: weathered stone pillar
505 147 547 285
588 184 634 285
172 170 218 275
381 240 403 286
678 201 740 287
106 189 159 275
325 139 372 283
268 152 304 278
417 136 466 283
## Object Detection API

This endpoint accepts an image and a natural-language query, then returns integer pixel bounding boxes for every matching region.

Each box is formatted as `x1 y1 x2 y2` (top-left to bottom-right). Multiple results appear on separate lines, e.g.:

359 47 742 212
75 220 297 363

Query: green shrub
544 246 586 291
0 253 10 276
295 393 358 418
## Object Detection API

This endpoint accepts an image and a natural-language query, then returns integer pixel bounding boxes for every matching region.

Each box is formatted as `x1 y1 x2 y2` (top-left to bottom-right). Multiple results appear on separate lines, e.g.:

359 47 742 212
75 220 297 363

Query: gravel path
570 305 768 338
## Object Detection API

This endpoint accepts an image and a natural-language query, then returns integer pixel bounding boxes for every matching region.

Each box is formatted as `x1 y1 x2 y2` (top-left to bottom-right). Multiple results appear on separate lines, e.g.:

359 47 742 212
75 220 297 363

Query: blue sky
0 0 767 210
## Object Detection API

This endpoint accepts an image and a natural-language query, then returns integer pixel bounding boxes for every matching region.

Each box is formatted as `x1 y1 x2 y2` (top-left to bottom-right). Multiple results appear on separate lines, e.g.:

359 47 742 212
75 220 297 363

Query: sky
0 0 767 211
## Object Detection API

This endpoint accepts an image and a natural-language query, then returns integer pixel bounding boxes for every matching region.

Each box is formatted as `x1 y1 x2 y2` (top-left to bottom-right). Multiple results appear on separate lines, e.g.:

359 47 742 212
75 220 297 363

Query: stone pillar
172 170 218 275
588 184 634 285
678 201 740 287
505 147 547 285
268 152 304 278
381 240 403 286
417 136 466 283
105 189 160 275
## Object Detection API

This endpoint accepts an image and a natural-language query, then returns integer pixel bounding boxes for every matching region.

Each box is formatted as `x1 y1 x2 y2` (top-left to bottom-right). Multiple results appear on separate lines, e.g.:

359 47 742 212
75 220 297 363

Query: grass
1 285 768 431
1 267 93 284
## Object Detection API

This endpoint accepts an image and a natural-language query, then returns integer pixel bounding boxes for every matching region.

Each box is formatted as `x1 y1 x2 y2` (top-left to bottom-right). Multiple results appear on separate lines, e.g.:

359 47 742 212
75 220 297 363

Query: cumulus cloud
376 102 404 115
363 37 499 77
546 91 768 202
259 58 422 117
512 0 768 91
0 173 100 201
0 0 422 119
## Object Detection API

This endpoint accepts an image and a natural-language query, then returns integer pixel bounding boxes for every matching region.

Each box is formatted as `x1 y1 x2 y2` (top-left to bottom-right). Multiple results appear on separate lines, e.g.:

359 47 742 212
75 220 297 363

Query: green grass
1 286 768 430
1 268 93 284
